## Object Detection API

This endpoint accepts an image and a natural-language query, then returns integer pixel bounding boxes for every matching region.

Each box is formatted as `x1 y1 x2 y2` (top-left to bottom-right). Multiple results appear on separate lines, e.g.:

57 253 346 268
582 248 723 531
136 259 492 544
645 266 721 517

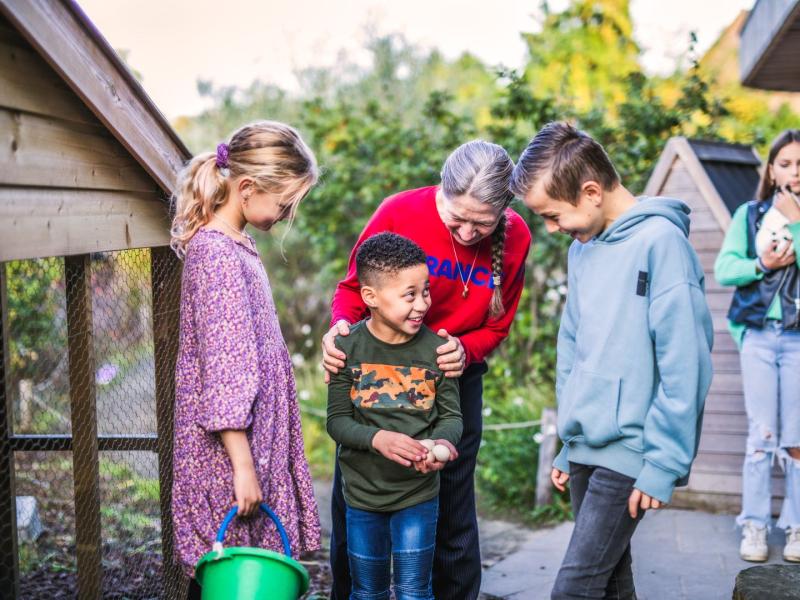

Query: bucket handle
213 503 292 559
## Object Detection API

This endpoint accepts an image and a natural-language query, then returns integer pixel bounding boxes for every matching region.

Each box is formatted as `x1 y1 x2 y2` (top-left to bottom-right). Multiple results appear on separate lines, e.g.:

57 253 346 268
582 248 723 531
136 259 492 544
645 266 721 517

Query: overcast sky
79 0 753 120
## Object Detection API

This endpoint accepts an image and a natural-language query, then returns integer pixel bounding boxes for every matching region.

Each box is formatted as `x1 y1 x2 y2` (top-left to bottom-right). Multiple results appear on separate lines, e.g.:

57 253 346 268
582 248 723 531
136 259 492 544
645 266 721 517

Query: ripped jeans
738 321 800 530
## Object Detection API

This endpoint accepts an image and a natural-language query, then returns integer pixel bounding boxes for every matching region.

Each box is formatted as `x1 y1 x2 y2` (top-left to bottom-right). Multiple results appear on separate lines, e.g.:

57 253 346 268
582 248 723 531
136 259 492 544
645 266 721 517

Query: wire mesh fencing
1 247 184 599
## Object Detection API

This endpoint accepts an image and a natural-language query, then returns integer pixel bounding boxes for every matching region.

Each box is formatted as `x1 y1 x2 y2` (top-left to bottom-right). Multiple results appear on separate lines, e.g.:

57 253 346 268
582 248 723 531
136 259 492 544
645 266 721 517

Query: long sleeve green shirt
327 321 462 512
714 203 800 348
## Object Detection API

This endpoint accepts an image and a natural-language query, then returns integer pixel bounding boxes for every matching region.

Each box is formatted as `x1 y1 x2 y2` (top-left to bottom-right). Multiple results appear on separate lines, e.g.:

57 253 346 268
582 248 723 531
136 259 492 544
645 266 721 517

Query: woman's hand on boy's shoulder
322 320 350 383
436 329 465 378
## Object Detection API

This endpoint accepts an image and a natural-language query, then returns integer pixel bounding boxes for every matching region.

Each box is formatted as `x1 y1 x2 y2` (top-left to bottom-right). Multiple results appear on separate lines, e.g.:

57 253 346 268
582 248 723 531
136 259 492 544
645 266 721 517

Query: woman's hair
440 140 514 319
170 121 318 258
757 129 800 201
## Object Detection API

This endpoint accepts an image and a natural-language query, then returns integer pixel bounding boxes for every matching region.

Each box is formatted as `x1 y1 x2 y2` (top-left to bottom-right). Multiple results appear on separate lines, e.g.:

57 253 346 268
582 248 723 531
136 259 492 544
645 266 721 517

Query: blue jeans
738 322 800 530
346 497 438 600
552 464 643 600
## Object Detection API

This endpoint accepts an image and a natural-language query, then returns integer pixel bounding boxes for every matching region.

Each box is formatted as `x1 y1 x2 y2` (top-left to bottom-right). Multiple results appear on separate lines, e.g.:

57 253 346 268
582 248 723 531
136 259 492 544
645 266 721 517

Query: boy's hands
551 467 569 492
322 319 350 383
412 439 459 473
628 489 663 519
372 430 427 467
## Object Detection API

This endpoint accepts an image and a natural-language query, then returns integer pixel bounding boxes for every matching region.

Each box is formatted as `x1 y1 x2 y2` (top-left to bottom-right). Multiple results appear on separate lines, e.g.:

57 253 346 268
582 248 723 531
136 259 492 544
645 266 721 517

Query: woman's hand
774 189 800 224
761 243 796 271
220 430 263 516
436 329 466 378
372 430 427 467
322 320 350 383
551 467 569 492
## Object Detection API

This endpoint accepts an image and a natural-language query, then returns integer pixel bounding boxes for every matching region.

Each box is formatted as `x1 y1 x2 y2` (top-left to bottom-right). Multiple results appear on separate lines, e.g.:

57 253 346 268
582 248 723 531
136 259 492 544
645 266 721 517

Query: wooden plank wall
0 15 171 262
657 157 785 513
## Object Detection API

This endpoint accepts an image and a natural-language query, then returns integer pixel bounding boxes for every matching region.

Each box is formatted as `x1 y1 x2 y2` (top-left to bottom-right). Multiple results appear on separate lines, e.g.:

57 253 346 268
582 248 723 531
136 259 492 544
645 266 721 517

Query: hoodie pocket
558 368 622 447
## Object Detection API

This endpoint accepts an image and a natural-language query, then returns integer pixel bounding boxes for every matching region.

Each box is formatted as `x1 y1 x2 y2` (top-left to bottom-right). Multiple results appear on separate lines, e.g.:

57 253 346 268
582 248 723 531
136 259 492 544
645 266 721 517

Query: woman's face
436 190 503 246
769 141 800 195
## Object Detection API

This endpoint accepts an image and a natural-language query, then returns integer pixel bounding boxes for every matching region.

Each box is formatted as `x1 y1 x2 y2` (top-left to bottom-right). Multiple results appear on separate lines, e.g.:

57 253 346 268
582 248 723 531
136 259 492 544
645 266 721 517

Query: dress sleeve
189 240 260 432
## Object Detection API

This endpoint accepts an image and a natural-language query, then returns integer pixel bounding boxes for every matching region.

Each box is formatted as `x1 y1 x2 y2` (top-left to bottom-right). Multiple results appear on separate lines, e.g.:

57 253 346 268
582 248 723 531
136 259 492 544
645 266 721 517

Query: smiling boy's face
523 178 606 243
361 263 431 342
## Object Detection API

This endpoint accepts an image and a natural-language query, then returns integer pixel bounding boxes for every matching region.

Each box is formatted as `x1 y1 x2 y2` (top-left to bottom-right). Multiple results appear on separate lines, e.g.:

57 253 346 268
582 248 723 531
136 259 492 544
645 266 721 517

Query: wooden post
0 263 19 599
536 408 558 507
65 254 102 600
151 246 185 599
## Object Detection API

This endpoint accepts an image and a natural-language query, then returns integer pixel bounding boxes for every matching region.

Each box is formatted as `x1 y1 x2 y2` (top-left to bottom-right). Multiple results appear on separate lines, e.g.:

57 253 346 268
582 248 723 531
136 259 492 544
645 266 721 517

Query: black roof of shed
687 140 761 216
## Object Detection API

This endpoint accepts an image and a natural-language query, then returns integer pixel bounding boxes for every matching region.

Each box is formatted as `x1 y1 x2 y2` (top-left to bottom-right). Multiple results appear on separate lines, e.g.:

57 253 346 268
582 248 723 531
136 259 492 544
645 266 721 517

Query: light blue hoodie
553 196 714 503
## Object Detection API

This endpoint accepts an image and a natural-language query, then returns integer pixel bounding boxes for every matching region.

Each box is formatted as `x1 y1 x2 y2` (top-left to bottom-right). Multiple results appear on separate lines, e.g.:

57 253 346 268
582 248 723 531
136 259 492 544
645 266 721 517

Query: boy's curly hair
356 232 428 287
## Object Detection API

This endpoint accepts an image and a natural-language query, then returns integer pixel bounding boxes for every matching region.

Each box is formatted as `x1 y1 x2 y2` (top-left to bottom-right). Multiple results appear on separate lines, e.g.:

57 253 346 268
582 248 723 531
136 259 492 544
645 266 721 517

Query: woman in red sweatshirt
322 139 532 600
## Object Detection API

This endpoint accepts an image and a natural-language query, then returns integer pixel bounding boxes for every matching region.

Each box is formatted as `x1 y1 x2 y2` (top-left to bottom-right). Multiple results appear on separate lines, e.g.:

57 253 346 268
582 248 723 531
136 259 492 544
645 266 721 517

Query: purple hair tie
216 142 230 170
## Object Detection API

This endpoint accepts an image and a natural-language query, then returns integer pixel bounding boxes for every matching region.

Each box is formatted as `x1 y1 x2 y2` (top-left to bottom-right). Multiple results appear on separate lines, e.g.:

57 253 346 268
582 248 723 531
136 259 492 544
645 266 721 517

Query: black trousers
551 463 644 600
329 361 487 600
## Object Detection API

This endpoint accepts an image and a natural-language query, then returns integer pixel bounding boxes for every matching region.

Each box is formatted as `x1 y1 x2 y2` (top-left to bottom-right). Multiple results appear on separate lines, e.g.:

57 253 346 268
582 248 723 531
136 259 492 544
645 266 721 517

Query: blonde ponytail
170 121 318 258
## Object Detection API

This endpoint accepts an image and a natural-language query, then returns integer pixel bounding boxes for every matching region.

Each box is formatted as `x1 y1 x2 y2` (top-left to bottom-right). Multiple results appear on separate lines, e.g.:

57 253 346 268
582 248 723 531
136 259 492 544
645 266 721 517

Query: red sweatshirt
330 186 532 365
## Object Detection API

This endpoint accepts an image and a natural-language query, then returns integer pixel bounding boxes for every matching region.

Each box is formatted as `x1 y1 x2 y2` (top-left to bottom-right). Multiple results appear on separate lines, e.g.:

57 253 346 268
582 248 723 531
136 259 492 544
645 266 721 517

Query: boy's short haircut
356 232 428 287
510 121 620 204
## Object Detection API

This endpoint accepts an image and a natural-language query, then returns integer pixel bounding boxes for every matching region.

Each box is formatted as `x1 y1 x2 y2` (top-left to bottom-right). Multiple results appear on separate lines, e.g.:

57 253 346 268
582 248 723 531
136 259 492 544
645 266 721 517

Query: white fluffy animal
756 205 795 257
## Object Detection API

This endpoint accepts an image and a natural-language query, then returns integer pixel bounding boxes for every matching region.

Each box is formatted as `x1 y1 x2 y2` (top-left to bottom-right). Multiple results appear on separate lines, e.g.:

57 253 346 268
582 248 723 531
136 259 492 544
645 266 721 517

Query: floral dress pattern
171 228 320 577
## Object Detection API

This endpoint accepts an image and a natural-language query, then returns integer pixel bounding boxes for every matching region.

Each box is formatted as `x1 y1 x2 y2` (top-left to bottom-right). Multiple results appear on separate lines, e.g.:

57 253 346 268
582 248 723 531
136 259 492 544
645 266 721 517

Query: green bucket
195 503 310 600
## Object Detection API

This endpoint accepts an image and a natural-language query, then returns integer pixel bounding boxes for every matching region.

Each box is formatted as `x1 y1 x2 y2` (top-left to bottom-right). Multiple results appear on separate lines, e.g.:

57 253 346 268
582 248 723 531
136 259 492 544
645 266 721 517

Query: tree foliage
170 0 799 515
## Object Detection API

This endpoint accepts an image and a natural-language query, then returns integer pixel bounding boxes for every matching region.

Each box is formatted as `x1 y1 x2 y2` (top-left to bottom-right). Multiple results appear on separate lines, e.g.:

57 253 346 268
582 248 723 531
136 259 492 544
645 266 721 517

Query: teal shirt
714 203 800 348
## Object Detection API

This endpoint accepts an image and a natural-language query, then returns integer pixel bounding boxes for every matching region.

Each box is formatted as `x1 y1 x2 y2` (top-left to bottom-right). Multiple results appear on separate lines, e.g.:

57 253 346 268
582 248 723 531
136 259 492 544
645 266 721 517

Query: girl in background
715 129 800 563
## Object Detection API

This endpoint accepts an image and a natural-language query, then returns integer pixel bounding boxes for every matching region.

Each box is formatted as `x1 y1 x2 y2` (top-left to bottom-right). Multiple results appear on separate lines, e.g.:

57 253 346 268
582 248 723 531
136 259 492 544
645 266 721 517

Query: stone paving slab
481 509 790 600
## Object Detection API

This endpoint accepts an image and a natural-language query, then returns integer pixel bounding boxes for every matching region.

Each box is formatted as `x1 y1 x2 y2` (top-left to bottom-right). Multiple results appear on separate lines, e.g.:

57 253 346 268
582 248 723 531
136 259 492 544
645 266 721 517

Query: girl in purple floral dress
170 122 322 596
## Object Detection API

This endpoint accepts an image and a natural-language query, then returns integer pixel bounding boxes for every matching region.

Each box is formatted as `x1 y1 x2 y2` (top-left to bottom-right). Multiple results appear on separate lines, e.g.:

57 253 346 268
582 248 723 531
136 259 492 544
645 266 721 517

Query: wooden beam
0 263 19 598
0 109 158 193
0 22 98 125
535 408 558 507
65 254 101 600
0 187 171 262
8 433 159 452
0 0 190 194
151 246 185 598
673 137 733 231
643 138 679 198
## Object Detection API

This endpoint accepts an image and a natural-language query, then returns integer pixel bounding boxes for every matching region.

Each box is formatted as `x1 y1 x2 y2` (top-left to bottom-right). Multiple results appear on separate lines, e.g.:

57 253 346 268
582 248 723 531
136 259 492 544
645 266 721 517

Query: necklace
448 233 482 298
213 214 248 238
213 214 254 250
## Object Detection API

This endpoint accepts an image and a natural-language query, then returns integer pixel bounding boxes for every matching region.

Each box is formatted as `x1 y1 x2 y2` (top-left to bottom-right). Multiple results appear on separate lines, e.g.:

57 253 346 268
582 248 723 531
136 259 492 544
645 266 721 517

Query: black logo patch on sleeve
636 271 649 297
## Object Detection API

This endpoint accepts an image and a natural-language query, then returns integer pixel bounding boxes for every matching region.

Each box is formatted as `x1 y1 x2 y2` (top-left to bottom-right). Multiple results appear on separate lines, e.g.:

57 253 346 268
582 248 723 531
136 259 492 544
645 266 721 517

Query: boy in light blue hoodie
512 122 714 600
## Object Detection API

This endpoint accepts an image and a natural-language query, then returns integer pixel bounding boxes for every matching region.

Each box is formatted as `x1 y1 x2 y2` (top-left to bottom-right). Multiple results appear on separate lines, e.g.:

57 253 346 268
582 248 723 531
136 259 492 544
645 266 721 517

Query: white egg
420 439 435 451
432 444 450 462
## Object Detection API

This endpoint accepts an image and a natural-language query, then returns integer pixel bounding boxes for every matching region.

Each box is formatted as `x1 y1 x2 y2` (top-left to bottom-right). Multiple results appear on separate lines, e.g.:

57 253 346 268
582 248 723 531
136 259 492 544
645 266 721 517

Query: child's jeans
552 463 644 600
737 322 800 530
346 497 438 600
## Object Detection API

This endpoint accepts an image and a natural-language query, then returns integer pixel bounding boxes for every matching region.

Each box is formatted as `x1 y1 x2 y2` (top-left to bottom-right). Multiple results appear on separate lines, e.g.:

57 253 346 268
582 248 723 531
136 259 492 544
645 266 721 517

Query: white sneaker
784 527 800 562
740 521 768 562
